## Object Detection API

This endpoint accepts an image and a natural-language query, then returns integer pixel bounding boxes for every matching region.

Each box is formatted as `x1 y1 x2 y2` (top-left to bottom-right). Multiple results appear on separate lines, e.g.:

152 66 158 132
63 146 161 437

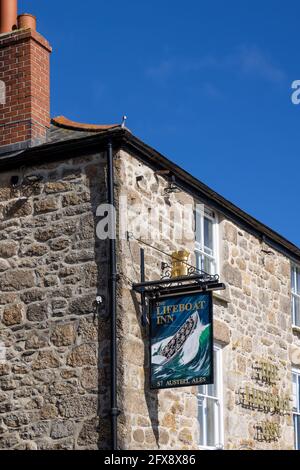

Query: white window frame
291 265 300 327
293 368 300 451
195 204 219 276
197 344 224 450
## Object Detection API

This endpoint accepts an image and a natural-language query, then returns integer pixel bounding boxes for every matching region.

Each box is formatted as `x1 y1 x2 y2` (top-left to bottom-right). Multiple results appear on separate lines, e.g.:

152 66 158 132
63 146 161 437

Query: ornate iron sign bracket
132 250 225 299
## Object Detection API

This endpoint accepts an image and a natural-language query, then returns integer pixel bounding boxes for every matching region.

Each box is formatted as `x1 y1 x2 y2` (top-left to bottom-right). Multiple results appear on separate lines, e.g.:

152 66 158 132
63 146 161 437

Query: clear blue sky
21 0 300 247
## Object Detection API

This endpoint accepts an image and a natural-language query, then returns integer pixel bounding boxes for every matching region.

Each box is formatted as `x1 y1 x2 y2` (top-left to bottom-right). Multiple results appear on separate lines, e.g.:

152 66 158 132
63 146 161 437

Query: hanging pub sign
132 249 225 390
150 291 213 390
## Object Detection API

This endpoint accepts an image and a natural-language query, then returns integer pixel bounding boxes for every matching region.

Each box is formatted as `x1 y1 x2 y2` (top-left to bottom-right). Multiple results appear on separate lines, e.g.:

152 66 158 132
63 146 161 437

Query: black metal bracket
110 408 121 417
133 254 225 299
132 248 225 324
133 275 225 299
164 174 181 195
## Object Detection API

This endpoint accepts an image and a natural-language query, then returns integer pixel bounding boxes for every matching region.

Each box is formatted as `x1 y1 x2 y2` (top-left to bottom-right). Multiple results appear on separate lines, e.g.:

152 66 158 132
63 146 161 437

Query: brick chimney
0 0 51 154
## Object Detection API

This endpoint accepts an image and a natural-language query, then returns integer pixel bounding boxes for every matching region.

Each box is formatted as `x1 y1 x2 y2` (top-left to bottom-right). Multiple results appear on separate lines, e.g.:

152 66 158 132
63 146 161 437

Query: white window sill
198 445 224 451
292 325 300 334
213 291 231 304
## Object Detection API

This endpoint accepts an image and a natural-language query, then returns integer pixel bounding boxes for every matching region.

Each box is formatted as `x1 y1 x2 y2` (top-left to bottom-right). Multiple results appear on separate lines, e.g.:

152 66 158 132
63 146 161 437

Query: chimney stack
0 0 52 154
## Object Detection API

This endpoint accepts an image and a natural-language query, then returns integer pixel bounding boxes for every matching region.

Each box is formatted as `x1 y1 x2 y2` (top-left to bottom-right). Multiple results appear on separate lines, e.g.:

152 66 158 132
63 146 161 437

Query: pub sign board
150 291 213 390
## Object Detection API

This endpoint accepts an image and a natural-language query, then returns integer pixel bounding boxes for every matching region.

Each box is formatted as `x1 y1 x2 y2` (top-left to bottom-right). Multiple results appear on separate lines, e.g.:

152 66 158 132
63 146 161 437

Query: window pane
204 217 213 253
293 374 297 411
206 398 216 447
298 376 300 412
294 414 300 450
294 296 300 327
198 384 207 396
207 383 216 398
207 350 218 397
195 253 216 275
207 383 216 397
297 268 300 295
292 296 295 324
203 255 213 275
198 347 222 449
195 211 202 245
198 397 206 446
292 267 296 292
195 253 202 272
195 207 217 277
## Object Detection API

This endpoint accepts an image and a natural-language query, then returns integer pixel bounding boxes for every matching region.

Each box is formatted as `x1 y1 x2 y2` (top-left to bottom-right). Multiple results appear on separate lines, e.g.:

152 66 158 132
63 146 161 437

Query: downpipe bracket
110 408 121 417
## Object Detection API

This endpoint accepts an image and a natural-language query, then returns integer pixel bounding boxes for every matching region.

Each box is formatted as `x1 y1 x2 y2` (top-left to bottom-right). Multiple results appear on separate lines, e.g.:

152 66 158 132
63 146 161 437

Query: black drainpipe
107 141 119 450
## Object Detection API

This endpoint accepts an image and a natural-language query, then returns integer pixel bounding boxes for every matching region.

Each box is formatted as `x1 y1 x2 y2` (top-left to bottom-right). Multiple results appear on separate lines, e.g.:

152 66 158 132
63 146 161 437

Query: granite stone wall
0 152 110 450
115 149 299 450
219 220 295 450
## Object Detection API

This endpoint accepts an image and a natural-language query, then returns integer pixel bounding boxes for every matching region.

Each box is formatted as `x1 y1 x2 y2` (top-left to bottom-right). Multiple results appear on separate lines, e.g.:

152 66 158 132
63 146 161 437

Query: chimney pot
0 0 18 34
18 13 36 31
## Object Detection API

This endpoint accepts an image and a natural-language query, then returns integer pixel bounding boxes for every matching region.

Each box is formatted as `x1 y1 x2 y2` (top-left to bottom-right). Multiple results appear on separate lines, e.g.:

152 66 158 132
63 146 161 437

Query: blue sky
21 0 300 246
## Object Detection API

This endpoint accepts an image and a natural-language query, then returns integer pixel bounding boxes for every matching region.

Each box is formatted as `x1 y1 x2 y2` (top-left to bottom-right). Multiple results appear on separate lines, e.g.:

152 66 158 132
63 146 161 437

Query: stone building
0 1 300 451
